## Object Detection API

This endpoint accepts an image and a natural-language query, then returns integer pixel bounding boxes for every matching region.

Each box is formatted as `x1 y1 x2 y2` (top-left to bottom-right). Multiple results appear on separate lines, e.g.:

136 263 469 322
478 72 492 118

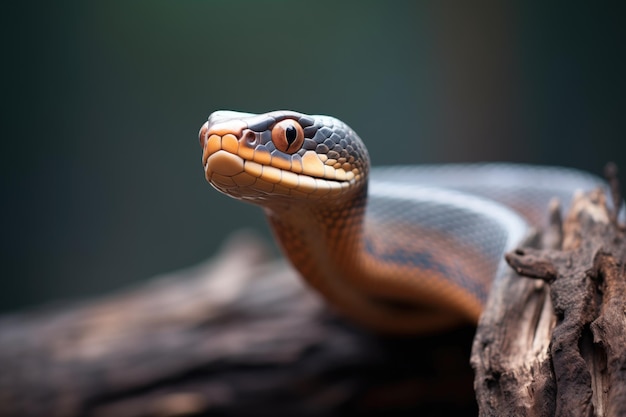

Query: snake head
199 110 369 206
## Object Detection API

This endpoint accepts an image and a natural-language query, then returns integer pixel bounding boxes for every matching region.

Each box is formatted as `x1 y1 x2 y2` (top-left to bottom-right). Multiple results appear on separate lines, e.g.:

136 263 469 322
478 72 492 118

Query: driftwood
472 165 626 417
1 172 624 417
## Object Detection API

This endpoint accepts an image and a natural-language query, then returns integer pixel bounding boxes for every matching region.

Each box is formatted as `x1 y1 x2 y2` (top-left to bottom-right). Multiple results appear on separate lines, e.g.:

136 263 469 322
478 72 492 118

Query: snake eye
271 119 304 154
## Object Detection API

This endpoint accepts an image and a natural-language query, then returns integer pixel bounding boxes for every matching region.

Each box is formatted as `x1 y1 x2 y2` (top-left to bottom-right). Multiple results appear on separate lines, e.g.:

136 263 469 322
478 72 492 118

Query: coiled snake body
199 110 604 333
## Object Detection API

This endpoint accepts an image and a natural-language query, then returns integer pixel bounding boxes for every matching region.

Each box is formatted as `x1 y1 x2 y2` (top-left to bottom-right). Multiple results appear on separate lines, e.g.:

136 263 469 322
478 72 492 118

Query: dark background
3 1 625 313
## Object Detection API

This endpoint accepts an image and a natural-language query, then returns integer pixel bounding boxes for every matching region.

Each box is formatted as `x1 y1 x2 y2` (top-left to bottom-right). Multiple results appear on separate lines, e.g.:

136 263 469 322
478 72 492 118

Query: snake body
199 110 605 333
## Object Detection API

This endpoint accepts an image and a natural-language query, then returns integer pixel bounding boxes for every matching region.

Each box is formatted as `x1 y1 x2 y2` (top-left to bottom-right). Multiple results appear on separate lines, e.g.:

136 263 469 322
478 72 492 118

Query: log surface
0 233 477 417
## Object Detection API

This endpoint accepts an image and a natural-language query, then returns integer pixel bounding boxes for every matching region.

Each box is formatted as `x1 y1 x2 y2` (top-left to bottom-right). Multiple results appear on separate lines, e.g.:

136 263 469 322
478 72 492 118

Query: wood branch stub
505 249 558 282
473 185 626 417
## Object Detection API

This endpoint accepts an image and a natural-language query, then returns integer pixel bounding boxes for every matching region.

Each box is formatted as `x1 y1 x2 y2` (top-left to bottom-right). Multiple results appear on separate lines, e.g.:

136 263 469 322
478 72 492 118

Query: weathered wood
472 175 626 416
0 232 478 417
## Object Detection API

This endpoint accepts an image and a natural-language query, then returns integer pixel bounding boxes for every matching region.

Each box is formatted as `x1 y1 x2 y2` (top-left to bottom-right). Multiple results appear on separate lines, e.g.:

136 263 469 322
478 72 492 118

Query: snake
198 110 606 333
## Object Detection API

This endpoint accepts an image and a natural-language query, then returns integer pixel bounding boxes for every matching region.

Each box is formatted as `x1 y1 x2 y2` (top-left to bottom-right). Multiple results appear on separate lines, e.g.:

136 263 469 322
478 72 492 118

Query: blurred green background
3 1 625 313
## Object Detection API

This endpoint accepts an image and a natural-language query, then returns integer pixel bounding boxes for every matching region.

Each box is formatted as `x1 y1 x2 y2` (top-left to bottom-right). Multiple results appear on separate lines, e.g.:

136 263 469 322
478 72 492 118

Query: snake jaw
204 147 356 203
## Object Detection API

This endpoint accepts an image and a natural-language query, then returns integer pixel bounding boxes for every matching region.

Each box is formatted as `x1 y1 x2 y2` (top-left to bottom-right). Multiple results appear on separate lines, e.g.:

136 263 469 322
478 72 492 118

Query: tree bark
472 170 626 417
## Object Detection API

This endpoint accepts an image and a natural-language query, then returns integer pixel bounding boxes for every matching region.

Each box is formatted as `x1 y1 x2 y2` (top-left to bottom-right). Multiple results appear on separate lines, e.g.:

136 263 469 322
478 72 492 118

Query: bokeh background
3 1 625 313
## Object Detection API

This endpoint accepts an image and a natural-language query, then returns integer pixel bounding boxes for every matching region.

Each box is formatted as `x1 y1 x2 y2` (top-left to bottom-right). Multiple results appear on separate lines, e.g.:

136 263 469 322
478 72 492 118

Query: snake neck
266 185 367 283
264 184 469 333
265 181 483 333
264 185 370 310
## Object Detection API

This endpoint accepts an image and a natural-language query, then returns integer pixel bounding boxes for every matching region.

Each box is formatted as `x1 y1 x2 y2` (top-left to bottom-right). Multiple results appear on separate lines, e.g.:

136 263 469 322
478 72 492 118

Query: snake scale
199 110 605 333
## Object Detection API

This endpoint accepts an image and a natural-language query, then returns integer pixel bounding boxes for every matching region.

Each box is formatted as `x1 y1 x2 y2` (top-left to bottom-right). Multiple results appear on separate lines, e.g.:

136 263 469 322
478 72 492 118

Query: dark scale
327 150 341 160
324 138 336 148
329 133 342 144
313 130 328 144
319 126 333 138
315 144 330 154
297 115 315 127
303 139 318 151
260 130 272 145
303 126 318 137
247 115 275 132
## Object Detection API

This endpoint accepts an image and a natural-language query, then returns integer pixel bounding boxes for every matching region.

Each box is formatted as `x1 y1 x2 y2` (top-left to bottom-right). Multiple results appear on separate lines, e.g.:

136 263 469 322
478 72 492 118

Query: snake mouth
204 149 353 199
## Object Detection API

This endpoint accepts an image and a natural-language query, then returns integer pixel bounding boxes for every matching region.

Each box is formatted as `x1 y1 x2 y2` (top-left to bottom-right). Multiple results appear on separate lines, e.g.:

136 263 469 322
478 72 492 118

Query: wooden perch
0 232 478 417
472 170 626 417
